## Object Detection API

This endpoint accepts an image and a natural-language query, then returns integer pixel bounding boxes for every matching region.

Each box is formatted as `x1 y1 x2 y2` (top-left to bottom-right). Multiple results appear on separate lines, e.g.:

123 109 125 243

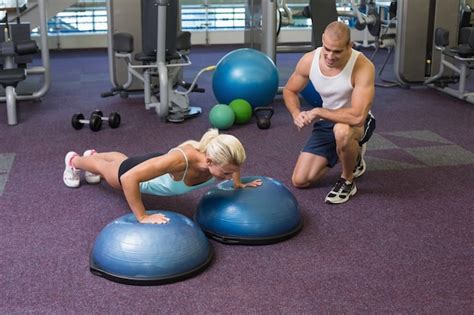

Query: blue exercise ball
300 80 323 108
195 176 302 245
212 48 279 109
90 211 213 285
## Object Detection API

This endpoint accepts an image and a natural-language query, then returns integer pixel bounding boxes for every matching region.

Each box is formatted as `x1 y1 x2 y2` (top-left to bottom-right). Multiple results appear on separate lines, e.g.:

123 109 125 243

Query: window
32 1 314 35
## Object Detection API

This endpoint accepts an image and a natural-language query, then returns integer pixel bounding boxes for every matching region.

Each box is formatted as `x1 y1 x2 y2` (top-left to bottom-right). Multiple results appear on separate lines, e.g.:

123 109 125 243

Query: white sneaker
64 151 80 188
83 149 101 184
325 178 357 204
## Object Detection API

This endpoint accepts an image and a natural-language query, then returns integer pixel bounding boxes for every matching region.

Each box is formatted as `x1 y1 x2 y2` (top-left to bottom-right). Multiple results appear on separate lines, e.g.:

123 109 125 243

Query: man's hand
293 111 313 129
307 108 320 123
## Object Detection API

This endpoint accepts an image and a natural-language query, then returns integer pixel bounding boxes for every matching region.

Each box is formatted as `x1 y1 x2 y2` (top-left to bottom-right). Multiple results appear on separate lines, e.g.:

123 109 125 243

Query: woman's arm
120 151 185 224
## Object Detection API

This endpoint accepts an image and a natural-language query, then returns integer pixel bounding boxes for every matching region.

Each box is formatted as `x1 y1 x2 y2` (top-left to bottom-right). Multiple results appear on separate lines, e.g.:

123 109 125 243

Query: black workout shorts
359 112 376 146
118 152 163 185
302 112 376 168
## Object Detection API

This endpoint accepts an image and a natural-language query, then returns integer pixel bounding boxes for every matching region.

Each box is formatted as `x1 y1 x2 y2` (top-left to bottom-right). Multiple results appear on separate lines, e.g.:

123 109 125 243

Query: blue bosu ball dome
195 176 303 245
90 211 213 285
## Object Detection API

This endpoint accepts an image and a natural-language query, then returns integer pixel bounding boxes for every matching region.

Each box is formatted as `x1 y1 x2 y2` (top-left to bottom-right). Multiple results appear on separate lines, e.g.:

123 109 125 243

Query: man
283 21 376 204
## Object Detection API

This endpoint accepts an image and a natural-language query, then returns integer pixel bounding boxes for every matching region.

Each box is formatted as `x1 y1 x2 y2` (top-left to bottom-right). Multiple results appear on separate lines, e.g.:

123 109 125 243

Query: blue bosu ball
300 80 323 108
90 211 213 285
195 176 303 245
212 48 279 109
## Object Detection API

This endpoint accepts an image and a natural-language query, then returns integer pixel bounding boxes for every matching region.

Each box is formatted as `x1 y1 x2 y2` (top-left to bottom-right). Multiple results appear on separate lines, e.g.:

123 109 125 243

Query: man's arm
309 55 375 127
283 52 314 128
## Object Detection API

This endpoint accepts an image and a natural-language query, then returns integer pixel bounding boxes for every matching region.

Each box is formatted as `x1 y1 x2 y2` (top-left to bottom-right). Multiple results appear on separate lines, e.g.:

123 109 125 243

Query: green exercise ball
209 104 235 130
229 99 253 124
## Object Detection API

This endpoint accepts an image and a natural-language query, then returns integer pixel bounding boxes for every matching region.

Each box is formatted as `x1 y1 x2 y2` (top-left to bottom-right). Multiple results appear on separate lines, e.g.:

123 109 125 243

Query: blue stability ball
90 211 213 285
212 48 279 109
195 176 303 245
300 80 323 108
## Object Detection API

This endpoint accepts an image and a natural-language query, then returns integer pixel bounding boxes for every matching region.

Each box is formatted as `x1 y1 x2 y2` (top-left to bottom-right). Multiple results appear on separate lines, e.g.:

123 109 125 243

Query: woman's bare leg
72 152 127 189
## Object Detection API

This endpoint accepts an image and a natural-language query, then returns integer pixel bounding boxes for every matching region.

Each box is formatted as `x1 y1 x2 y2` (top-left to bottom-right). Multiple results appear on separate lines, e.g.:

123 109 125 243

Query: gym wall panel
395 0 460 84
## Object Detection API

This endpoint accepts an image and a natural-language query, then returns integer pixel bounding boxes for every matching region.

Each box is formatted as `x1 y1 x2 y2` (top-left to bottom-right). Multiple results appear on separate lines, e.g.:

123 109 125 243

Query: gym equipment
245 0 380 60
348 0 382 49
195 176 302 245
229 99 253 124
368 1 398 88
90 210 213 285
394 0 459 85
208 104 235 130
425 27 474 103
105 0 214 123
459 4 473 39
91 110 121 129
254 106 274 130
71 113 102 132
350 1 381 37
300 81 323 108
212 48 279 109
0 0 50 125
245 0 338 61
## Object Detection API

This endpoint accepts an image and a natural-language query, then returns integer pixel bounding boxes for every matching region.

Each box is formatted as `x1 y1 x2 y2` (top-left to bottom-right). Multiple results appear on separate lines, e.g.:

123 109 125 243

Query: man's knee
333 123 361 149
333 123 352 143
291 173 311 188
291 166 327 188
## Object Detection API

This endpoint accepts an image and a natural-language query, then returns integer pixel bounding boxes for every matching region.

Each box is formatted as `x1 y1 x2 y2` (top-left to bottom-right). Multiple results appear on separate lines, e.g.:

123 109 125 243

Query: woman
63 129 261 224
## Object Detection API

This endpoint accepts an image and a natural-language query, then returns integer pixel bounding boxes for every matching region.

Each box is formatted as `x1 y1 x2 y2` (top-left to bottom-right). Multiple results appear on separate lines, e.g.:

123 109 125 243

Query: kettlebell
254 107 274 130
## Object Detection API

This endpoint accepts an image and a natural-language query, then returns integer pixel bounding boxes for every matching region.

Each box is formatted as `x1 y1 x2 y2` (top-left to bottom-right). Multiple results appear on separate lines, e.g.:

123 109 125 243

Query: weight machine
393 0 459 85
244 0 382 97
425 21 474 103
245 0 382 61
0 0 50 125
394 0 474 104
245 0 337 63
105 0 213 123
348 0 382 48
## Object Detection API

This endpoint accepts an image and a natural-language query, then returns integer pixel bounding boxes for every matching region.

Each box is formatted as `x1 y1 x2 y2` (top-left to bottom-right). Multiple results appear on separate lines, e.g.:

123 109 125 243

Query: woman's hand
234 178 263 189
139 213 170 224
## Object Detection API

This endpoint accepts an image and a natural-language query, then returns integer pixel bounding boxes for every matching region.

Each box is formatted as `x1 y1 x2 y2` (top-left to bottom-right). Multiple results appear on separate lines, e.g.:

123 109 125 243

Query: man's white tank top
309 47 360 110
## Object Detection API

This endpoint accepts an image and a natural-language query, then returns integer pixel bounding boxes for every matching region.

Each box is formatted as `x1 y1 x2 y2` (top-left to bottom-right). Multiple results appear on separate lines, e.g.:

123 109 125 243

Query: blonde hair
180 129 246 165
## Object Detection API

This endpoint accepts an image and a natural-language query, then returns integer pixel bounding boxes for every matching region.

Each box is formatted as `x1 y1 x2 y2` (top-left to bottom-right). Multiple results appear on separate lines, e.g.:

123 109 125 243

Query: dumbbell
254 107 274 130
71 113 102 131
91 110 121 129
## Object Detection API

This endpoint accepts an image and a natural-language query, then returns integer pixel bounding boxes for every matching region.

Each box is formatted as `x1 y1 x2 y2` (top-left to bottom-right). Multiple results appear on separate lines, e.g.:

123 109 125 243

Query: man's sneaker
353 143 367 178
64 151 80 188
325 178 357 204
83 149 101 184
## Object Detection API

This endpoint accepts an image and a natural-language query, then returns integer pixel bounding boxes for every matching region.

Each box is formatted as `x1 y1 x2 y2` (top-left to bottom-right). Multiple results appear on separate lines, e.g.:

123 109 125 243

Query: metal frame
106 0 212 122
425 48 474 104
0 0 50 125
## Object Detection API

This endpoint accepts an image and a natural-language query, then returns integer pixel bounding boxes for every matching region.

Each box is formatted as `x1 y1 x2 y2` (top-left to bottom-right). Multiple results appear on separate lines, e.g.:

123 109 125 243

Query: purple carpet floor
0 45 473 314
